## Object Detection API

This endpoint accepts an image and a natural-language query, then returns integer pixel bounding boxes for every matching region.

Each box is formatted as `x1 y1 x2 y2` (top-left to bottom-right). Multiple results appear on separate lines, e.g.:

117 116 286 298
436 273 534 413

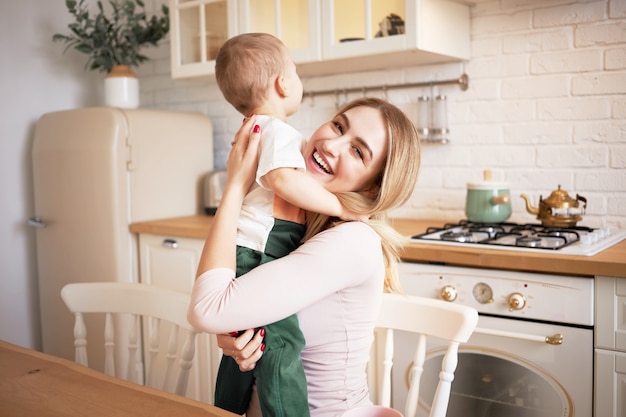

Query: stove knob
441 285 458 302
508 292 526 311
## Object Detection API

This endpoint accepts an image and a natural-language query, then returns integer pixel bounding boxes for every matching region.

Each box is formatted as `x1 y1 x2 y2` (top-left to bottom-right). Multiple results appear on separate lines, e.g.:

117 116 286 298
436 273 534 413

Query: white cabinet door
596 276 626 352
138 233 221 404
320 0 409 59
595 348 626 417
238 0 321 64
310 0 469 76
169 0 239 79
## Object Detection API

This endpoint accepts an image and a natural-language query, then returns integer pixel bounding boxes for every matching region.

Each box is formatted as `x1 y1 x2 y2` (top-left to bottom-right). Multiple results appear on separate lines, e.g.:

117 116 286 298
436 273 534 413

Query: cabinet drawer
138 234 205 291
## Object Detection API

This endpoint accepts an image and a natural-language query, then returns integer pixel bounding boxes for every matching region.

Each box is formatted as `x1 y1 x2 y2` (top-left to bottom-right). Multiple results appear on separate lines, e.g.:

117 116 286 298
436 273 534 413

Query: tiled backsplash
140 0 626 229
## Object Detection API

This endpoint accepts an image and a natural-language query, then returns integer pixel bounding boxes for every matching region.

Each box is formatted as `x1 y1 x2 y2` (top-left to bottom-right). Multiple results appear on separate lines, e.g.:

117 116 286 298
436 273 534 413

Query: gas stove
410 220 626 256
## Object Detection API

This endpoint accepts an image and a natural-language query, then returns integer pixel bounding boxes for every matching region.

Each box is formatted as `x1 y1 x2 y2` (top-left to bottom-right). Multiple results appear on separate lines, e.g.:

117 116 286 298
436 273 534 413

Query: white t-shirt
236 115 306 252
189 221 385 416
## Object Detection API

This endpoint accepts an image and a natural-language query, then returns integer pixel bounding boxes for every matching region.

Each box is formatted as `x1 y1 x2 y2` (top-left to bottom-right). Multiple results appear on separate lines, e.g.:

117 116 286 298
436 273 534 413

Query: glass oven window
415 351 571 417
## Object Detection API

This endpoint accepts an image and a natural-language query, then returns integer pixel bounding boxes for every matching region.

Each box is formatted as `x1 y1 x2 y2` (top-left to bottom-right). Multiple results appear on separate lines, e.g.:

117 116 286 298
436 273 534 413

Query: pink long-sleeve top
188 221 385 416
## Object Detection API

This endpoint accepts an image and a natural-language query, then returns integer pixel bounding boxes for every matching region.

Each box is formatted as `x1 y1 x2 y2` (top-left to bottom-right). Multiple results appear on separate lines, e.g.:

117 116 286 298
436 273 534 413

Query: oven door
391 315 593 417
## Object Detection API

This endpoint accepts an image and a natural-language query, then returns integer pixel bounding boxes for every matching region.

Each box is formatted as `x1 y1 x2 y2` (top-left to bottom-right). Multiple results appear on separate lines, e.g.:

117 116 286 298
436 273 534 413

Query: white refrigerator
29 107 213 371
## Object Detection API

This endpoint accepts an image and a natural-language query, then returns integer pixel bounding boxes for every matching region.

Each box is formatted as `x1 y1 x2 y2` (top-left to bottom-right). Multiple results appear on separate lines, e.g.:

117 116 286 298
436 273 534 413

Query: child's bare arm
263 167 367 221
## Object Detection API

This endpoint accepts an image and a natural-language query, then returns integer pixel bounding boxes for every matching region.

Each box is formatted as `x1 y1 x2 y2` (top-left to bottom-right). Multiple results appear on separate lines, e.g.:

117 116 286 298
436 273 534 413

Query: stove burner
441 231 474 243
516 236 542 248
545 230 579 241
470 225 505 238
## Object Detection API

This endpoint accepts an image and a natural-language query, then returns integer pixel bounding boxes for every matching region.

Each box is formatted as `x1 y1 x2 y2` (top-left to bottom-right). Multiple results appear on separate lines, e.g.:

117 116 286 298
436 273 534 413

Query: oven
392 221 626 417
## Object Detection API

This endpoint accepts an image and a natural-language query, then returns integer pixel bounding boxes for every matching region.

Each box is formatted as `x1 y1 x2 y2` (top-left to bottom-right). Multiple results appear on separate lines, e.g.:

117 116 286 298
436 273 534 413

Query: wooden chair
373 292 478 417
60 282 198 396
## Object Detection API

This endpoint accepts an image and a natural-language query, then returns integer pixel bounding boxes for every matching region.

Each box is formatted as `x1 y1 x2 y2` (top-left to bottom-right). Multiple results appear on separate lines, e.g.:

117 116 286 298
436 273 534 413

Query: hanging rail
303 73 469 99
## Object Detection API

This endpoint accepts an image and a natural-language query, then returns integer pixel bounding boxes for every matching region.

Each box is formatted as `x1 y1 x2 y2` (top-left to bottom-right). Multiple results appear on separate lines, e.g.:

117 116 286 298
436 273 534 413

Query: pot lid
467 169 509 190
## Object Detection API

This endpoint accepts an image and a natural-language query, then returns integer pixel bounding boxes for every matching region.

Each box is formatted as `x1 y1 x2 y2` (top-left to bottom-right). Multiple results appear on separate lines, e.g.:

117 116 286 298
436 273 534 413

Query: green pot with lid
465 170 512 223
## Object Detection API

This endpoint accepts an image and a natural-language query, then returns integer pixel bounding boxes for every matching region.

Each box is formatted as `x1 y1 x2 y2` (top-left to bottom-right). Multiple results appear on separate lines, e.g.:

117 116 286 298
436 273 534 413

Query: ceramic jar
104 65 139 109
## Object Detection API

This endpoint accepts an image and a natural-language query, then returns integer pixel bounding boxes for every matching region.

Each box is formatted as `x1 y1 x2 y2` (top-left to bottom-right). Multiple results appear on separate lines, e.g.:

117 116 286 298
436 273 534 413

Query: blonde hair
215 33 288 116
304 98 421 293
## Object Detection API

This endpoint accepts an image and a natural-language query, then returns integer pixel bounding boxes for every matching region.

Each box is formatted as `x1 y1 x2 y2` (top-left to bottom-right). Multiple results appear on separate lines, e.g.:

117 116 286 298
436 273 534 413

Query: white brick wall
142 0 626 229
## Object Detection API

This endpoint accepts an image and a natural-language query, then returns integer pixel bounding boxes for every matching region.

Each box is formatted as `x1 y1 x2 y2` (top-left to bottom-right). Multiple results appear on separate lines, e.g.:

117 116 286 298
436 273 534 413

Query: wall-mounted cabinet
169 0 470 79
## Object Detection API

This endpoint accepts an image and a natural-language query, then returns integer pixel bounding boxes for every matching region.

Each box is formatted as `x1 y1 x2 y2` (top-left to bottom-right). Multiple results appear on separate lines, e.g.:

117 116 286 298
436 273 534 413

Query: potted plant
53 0 169 108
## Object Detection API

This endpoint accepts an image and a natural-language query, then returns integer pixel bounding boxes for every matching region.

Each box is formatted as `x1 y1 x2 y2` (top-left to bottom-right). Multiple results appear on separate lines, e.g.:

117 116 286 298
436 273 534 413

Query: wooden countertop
0 340 237 417
130 215 626 278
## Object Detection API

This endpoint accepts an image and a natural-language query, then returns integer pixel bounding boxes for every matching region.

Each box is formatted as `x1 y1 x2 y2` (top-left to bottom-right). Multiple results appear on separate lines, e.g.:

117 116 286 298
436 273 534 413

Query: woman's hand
217 328 266 372
225 116 261 195
194 117 262 275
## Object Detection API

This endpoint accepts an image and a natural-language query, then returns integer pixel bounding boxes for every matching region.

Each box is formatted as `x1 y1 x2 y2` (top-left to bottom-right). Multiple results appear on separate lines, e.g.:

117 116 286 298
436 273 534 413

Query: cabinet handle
162 239 179 249
28 217 47 228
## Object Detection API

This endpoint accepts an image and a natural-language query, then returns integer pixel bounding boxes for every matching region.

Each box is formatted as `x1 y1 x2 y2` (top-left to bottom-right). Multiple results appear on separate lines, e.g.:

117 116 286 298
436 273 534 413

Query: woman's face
302 106 388 194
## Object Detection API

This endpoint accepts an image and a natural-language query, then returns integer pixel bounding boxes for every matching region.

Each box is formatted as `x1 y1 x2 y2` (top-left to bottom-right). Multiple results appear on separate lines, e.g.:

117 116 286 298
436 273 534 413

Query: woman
188 97 421 416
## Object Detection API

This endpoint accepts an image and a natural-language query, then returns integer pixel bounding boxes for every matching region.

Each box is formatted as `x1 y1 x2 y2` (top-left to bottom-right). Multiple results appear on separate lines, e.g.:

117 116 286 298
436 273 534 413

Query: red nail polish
260 328 265 337
253 124 260 133
260 343 265 352
229 331 238 336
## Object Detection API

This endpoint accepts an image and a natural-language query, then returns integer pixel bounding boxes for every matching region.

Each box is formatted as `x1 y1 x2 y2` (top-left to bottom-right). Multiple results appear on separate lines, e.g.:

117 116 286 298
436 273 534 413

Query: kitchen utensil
203 170 227 215
465 170 511 223
520 185 587 227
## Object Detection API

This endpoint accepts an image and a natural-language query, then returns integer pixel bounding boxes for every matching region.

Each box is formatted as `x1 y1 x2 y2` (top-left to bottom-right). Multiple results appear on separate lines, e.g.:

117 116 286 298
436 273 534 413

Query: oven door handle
474 327 563 345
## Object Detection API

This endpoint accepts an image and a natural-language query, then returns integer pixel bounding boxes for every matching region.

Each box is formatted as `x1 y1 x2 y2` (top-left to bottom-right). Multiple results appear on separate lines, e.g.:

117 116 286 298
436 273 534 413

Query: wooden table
0 340 237 417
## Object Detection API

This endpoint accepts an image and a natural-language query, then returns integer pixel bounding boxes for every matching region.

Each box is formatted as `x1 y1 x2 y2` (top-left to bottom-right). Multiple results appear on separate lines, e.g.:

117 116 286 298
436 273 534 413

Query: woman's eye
332 120 344 134
352 146 364 160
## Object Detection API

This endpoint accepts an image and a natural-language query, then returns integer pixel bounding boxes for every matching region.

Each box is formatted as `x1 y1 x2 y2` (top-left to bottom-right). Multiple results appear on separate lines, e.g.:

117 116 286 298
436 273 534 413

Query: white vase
104 65 139 108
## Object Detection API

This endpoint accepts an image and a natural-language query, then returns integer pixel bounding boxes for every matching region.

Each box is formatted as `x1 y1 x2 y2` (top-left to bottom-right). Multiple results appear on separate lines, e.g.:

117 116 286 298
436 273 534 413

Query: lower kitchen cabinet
595 348 626 417
137 233 220 404
595 276 626 417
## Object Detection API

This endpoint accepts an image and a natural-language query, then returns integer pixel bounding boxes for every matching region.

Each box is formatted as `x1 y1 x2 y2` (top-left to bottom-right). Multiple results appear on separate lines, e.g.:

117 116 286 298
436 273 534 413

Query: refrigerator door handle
28 217 47 228
162 238 179 249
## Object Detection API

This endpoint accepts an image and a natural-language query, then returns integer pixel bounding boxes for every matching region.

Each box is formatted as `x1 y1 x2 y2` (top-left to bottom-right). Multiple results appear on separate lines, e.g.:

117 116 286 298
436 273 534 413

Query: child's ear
275 75 287 97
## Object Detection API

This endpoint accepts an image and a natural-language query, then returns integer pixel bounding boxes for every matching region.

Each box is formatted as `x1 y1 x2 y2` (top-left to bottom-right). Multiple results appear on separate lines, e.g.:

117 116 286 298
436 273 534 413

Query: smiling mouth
313 151 333 174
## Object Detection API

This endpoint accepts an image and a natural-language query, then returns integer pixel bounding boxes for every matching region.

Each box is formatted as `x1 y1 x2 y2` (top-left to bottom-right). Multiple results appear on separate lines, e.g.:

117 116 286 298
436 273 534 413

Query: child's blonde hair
215 33 288 116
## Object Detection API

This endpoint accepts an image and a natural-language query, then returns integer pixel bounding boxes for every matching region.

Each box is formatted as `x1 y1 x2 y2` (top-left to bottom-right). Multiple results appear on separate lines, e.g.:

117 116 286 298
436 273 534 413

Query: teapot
520 185 587 228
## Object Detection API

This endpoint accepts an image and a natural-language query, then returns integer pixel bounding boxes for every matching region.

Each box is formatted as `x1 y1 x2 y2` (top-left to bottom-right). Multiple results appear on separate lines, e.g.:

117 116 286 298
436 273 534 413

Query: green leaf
52 0 169 73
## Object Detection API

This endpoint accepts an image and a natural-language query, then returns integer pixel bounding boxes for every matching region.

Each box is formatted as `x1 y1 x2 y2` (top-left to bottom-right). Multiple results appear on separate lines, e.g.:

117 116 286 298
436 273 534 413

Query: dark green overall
214 219 310 417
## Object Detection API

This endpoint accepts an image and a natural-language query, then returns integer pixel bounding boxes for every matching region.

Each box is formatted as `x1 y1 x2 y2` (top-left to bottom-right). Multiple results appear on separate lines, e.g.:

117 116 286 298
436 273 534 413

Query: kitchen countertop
130 215 626 278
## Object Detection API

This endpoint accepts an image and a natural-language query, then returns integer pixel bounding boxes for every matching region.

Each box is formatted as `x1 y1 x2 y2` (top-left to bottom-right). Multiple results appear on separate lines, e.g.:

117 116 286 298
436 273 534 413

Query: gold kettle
520 185 587 227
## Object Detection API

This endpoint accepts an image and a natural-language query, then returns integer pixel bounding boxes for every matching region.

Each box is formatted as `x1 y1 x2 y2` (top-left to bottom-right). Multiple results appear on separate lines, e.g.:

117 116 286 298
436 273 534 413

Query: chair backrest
60 282 198 396
373 292 478 417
